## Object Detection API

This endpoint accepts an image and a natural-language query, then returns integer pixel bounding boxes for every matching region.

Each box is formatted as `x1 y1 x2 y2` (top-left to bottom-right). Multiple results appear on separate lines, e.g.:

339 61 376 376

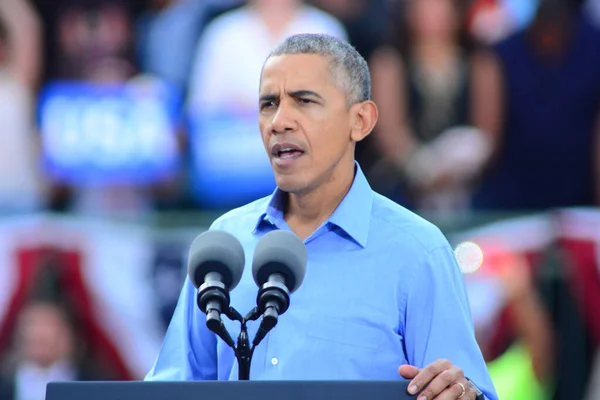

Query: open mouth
276 148 304 159
272 143 305 162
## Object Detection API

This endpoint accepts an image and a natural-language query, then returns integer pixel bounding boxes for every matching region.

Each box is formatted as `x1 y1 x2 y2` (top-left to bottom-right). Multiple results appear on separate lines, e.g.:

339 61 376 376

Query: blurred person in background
135 0 232 94
464 243 554 399
33 0 143 82
32 0 155 217
470 0 600 211
0 0 47 214
0 301 82 400
134 0 245 210
0 248 149 386
369 0 490 213
554 209 600 400
186 0 347 116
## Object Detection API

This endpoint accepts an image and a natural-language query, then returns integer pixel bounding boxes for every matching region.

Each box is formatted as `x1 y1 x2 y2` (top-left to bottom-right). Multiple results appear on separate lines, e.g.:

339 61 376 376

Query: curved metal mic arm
235 306 280 380
197 290 286 380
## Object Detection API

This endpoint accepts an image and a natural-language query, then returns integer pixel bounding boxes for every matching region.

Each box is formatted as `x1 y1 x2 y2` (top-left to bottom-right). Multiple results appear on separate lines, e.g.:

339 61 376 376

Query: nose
270 102 297 135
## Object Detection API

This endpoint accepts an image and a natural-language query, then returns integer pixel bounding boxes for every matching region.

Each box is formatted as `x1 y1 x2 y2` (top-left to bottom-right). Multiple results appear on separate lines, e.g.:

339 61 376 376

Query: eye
260 101 276 110
298 98 314 105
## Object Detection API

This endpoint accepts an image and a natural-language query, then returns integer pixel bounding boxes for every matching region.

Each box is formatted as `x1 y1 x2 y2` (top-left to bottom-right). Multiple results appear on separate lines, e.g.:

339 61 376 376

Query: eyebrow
259 90 324 103
289 90 324 100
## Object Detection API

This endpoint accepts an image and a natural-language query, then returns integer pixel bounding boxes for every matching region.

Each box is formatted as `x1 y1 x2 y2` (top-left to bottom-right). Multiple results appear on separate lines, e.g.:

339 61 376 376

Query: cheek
259 125 270 149
260 131 268 149
308 122 349 163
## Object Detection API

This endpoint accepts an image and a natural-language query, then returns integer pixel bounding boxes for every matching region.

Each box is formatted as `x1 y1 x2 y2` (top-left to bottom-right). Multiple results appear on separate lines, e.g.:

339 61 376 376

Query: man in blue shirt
146 33 497 400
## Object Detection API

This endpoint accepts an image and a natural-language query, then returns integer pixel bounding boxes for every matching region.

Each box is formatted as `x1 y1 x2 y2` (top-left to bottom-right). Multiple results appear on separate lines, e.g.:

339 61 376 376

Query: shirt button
271 357 279 366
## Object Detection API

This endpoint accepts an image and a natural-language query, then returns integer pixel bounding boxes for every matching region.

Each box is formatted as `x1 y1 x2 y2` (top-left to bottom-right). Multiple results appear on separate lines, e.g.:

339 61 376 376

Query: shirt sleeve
144 276 218 381
402 245 499 400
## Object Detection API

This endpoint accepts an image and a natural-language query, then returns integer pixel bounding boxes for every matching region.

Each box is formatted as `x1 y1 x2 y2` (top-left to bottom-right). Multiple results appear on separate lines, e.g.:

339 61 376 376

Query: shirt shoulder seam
369 213 447 254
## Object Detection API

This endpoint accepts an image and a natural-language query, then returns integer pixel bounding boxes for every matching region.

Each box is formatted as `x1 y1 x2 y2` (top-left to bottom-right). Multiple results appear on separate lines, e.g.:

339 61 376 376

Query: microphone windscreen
187 230 245 290
252 230 307 293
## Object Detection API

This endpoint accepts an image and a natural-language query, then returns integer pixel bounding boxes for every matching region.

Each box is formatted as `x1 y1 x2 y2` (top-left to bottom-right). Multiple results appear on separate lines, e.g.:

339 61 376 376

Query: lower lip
273 152 304 167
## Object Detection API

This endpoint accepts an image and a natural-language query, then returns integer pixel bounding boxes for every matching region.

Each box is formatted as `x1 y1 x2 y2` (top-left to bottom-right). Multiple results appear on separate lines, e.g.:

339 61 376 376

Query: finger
434 381 470 400
408 359 453 396
398 365 420 379
415 368 462 400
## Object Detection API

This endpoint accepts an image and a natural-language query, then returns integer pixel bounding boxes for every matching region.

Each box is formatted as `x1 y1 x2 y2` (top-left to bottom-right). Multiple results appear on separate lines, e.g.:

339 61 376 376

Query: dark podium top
46 380 419 400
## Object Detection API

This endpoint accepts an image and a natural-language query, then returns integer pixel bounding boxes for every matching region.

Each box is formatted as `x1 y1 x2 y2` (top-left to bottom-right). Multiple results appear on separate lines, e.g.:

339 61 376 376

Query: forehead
260 54 335 92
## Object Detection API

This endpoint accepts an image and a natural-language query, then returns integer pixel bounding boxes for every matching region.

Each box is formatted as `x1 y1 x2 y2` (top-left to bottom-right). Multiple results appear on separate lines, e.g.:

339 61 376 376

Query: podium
46 380 419 400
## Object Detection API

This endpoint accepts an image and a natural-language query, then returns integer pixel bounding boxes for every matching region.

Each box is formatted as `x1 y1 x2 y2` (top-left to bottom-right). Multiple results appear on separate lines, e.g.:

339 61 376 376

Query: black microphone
187 230 245 347
251 230 307 345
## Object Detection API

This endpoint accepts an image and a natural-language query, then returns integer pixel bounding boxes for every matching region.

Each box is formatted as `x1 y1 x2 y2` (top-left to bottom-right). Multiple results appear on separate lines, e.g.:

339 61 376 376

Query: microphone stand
202 301 280 380
197 275 290 380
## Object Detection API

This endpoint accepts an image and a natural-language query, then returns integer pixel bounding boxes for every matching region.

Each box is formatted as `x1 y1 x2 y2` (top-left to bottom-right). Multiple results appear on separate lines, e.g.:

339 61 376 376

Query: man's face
258 54 355 194
252 0 299 9
16 303 74 368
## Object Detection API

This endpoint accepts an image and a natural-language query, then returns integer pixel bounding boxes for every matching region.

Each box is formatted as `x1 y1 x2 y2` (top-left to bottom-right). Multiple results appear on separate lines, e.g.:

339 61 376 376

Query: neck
284 160 356 239
413 41 458 66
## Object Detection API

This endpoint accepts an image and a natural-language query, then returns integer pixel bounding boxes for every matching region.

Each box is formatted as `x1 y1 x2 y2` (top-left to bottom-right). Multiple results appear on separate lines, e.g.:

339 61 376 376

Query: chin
274 175 308 194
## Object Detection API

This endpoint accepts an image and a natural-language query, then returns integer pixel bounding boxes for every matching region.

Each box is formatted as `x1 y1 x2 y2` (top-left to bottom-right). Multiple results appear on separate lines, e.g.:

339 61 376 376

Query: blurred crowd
0 0 599 217
0 0 599 399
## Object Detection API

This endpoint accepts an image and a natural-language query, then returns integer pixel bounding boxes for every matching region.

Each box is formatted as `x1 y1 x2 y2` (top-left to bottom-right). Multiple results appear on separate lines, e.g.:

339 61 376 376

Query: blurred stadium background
0 0 599 399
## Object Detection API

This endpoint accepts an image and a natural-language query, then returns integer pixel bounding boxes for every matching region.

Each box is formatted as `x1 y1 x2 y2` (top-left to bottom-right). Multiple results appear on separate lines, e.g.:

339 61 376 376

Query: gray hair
265 33 371 106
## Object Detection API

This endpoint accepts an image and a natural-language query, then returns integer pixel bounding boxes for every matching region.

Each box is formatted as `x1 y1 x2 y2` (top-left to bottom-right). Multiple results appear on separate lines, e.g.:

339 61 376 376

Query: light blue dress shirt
145 163 498 400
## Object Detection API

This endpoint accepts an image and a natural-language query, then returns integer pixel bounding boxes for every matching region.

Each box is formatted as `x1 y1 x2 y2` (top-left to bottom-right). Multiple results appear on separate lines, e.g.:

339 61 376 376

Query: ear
350 101 378 142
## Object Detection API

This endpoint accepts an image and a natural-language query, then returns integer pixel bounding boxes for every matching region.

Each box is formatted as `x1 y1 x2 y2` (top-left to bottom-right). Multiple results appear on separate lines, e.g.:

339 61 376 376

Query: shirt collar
253 161 373 248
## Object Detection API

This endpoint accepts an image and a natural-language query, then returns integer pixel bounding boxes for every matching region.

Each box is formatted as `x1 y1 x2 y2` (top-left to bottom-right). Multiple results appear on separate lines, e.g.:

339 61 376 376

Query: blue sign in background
188 112 276 209
38 80 182 185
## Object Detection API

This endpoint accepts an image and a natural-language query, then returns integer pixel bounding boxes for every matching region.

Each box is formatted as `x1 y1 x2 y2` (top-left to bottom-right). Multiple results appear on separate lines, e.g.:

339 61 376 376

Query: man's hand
399 359 475 400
